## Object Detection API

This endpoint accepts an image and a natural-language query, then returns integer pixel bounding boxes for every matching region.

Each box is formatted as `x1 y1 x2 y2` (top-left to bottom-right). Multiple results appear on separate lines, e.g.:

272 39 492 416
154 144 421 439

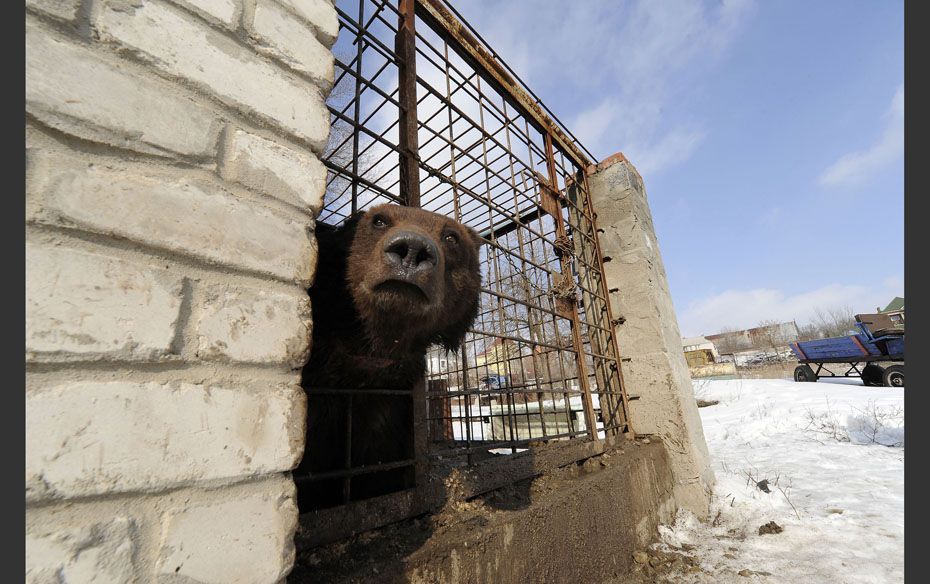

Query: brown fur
296 204 483 510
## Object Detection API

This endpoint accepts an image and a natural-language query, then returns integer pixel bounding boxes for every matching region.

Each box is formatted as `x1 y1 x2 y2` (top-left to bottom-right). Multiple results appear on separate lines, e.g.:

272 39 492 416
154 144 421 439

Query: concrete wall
586 153 715 519
295 441 677 584
25 1 337 581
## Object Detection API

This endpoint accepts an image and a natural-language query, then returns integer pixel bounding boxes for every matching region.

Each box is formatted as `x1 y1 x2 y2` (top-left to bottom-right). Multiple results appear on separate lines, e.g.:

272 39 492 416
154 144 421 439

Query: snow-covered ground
648 378 904 583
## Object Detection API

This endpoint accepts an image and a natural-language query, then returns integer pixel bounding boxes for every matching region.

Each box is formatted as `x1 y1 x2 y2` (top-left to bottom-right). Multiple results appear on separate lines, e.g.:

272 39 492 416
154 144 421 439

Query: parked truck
789 313 904 387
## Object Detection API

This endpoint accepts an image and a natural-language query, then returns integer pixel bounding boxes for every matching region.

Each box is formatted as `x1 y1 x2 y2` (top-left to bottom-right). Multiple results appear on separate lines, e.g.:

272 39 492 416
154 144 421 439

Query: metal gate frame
299 0 634 548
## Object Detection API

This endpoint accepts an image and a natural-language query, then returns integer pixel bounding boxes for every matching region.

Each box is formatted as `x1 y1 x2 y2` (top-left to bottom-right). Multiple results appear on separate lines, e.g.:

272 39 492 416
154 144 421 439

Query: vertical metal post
460 342 474 464
580 169 633 437
396 0 427 488
396 0 420 207
342 394 353 502
350 0 365 214
543 133 598 440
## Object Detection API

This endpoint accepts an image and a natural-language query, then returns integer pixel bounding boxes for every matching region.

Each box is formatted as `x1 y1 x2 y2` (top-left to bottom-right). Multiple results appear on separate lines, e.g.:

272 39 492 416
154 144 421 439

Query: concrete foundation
586 153 715 519
291 440 676 584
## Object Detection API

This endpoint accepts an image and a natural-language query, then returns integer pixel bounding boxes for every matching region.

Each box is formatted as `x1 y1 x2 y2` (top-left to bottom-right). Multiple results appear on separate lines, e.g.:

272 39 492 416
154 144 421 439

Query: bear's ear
342 209 366 232
315 209 365 254
466 225 485 250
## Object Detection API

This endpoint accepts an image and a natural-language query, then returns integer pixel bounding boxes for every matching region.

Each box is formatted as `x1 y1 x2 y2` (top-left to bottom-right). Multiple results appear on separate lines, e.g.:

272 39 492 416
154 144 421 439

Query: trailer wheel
882 365 904 388
861 364 885 387
794 365 817 382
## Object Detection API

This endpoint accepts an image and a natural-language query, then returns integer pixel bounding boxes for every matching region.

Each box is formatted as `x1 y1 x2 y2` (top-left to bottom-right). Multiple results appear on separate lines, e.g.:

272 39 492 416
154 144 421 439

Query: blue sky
451 0 904 337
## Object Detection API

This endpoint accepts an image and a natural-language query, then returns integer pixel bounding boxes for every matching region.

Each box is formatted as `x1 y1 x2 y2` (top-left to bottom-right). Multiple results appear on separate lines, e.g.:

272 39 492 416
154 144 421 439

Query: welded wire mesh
301 0 629 509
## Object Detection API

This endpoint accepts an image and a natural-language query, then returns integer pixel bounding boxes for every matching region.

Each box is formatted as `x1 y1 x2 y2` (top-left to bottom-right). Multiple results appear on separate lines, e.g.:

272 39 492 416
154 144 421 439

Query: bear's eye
372 215 389 228
443 232 458 245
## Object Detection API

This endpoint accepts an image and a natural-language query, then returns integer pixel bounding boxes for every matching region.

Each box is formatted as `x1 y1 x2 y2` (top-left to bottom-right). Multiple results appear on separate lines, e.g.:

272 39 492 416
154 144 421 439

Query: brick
35 155 316 286
25 242 185 361
26 382 306 501
197 283 312 366
278 0 339 48
174 0 240 28
156 478 298 583
223 129 328 212
25 20 222 159
26 518 136 584
26 0 83 23
248 0 334 91
93 0 329 152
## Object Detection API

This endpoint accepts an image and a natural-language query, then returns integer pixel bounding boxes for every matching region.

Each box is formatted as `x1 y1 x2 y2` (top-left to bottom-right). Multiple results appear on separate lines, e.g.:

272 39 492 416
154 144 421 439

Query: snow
650 378 904 583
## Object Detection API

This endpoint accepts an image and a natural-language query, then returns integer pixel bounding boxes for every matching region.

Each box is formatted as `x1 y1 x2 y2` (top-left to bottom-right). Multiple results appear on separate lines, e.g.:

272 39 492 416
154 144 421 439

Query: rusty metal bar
542 133 598 440
397 0 420 207
395 0 428 493
580 169 633 437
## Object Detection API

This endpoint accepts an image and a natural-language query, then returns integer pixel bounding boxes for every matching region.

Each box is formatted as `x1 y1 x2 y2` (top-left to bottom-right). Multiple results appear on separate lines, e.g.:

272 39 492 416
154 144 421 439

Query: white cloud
818 84 904 188
570 0 752 172
632 125 707 176
677 279 904 337
453 0 755 174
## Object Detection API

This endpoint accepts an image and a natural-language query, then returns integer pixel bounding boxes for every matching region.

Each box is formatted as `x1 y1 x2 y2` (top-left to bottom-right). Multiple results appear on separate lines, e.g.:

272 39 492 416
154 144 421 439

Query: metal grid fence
300 0 631 527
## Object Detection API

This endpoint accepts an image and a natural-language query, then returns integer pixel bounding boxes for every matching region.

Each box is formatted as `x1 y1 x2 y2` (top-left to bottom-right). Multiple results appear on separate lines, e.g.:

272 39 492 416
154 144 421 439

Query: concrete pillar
586 153 714 519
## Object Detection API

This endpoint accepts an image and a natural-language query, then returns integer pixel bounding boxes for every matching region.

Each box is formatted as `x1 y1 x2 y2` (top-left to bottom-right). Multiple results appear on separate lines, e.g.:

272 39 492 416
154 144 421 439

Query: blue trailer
789 313 904 387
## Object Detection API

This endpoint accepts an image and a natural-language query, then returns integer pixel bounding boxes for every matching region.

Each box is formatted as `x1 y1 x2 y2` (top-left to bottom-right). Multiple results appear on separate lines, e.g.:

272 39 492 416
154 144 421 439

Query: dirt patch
757 521 783 535
616 546 704 583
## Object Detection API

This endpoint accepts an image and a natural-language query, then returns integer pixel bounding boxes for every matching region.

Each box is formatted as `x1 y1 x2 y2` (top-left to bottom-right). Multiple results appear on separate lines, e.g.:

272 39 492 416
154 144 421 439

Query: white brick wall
26 242 185 361
196 284 313 366
248 0 335 91
156 477 298 583
26 0 337 580
222 128 329 212
32 153 316 285
278 0 340 47
26 518 137 584
26 0 83 24
26 381 306 500
26 22 224 159
92 0 330 152
174 0 241 28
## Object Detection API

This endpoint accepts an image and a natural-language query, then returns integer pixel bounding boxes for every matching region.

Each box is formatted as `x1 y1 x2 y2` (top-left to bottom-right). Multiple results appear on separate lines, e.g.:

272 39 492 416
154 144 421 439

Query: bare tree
807 305 857 339
797 322 817 341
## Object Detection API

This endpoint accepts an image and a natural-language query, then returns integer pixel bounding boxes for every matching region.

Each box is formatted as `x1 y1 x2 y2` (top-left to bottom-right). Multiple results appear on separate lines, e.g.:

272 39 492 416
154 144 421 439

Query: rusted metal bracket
534 170 563 219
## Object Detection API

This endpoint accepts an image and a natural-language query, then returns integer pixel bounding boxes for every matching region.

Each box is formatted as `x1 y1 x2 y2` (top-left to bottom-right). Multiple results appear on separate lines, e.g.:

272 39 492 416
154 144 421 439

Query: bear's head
340 203 483 355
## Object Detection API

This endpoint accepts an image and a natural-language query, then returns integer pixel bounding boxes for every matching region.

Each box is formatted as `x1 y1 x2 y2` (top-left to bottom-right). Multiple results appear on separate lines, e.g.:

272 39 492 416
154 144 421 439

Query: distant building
682 336 719 368
878 296 905 323
473 337 521 376
426 351 451 375
706 321 800 354
681 335 737 378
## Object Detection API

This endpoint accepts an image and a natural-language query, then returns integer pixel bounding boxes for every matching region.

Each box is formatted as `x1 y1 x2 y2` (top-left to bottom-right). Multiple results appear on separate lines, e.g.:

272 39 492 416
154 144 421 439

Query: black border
14 0 27 577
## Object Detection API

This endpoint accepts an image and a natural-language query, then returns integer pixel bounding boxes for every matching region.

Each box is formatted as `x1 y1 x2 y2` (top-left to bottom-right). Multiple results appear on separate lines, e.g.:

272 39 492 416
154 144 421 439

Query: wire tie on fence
553 234 574 258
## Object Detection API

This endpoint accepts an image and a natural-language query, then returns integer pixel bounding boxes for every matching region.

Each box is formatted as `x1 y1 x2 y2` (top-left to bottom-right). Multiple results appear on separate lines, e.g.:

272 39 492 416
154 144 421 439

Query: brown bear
296 203 483 511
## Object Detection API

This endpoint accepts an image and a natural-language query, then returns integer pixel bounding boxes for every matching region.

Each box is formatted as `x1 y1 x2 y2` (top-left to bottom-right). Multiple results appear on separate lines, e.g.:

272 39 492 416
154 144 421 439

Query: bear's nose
383 231 439 273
